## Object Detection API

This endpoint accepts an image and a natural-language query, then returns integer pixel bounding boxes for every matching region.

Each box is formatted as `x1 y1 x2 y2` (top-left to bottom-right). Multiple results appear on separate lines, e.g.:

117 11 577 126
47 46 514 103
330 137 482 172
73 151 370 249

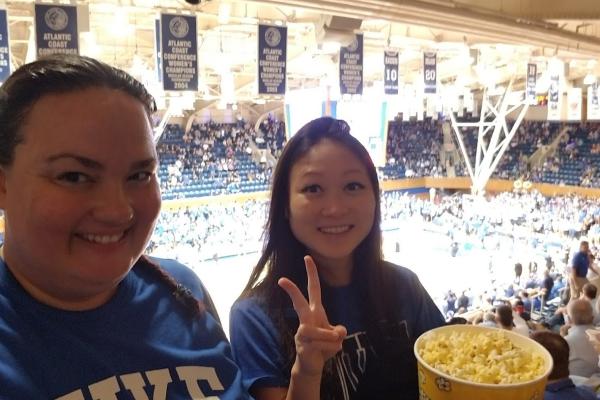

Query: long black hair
240 117 397 395
0 55 203 318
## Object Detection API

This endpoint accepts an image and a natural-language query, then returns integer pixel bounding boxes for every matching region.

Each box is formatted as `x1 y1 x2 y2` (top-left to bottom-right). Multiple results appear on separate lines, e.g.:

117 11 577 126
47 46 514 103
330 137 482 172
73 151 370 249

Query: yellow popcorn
417 329 545 384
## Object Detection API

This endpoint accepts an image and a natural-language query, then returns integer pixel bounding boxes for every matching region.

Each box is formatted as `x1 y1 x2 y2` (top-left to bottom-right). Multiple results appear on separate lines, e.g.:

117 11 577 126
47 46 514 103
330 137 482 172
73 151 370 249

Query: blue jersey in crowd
545 378 598 400
572 251 590 278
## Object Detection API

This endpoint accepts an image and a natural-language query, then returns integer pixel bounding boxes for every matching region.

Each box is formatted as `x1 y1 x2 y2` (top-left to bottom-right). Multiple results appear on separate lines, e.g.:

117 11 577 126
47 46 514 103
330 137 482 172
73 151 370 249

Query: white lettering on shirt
54 366 224 400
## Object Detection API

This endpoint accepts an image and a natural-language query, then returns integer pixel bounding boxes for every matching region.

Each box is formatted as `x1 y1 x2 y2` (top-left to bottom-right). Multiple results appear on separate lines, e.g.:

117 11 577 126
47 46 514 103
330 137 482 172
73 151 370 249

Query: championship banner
423 51 437 94
384 50 399 95
154 19 162 83
161 13 198 91
526 63 537 105
0 9 10 83
588 83 600 121
547 73 561 120
567 87 581 121
257 24 286 95
339 33 363 95
35 4 79 58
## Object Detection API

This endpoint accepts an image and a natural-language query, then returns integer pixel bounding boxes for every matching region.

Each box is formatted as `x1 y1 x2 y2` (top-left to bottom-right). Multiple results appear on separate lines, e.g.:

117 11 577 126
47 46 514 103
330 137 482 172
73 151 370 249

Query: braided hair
137 255 206 318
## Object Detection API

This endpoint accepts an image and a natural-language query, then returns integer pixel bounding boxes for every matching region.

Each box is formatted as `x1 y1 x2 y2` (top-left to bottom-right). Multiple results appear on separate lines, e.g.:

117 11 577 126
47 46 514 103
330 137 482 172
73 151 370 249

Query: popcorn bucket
414 325 553 400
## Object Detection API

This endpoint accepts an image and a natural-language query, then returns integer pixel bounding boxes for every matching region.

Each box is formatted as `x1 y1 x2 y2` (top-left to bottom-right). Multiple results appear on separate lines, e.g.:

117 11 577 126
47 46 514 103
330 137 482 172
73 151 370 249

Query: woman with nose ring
0 55 251 400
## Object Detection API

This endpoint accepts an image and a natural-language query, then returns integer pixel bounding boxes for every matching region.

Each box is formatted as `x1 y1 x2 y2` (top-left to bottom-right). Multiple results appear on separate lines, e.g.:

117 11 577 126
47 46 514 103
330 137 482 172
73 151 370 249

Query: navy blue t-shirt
572 251 590 278
230 262 445 399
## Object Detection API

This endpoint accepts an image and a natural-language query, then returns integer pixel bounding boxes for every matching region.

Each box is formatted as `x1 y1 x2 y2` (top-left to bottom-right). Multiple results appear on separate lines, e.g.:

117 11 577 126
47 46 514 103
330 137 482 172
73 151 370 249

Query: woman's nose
320 193 349 217
91 184 134 225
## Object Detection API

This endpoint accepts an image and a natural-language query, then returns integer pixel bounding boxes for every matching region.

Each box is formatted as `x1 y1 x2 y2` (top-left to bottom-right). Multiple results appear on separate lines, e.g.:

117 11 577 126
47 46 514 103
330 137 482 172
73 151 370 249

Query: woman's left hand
278 255 347 378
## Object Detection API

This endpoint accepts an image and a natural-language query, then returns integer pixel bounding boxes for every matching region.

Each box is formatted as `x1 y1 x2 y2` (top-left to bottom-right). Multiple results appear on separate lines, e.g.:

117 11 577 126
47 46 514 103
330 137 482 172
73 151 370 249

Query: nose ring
125 209 135 222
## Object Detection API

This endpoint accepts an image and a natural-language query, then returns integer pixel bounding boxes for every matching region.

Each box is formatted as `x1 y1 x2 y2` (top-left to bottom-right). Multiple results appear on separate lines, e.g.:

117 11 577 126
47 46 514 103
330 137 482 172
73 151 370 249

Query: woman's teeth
319 225 351 234
80 233 124 244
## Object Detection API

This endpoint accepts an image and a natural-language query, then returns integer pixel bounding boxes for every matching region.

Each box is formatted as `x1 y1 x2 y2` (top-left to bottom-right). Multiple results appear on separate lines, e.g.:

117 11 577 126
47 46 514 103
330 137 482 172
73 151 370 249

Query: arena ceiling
4 0 600 111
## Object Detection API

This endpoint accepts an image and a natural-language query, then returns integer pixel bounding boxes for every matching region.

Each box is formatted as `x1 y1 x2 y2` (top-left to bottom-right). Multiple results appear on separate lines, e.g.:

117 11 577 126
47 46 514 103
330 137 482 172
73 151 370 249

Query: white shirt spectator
587 297 600 326
512 311 530 336
565 325 600 378
478 320 497 328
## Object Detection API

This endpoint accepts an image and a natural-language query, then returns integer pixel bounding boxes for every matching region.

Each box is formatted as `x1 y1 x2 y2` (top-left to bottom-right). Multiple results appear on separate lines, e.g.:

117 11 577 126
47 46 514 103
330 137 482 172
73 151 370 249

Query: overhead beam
445 0 600 20
247 0 600 57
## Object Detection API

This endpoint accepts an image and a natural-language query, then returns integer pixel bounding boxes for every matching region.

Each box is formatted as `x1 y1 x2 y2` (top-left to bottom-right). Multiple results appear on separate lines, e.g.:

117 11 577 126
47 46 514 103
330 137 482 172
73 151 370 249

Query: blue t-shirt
572 251 590 278
0 257 250 400
545 378 598 400
229 262 445 399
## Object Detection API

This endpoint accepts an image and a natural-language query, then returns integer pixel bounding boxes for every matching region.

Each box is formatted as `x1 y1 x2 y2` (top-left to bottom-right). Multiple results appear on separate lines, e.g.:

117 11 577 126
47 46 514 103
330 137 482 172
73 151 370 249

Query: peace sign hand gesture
278 256 347 378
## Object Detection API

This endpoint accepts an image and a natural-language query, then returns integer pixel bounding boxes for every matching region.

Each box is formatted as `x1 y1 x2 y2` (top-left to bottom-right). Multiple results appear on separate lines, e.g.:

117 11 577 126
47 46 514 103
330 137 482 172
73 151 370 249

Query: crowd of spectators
375 189 600 326
528 123 600 187
156 122 273 199
150 115 600 396
383 118 444 178
149 189 600 281
380 118 600 190
382 190 600 394
492 121 560 179
147 200 268 263
155 117 600 202
379 119 572 182
255 115 286 158
450 119 561 179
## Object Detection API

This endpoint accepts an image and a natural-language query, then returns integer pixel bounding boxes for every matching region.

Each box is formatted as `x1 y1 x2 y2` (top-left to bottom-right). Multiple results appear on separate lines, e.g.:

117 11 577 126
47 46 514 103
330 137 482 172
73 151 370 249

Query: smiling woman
0 55 249 400
287 138 376 285
230 117 446 400
3 87 160 309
